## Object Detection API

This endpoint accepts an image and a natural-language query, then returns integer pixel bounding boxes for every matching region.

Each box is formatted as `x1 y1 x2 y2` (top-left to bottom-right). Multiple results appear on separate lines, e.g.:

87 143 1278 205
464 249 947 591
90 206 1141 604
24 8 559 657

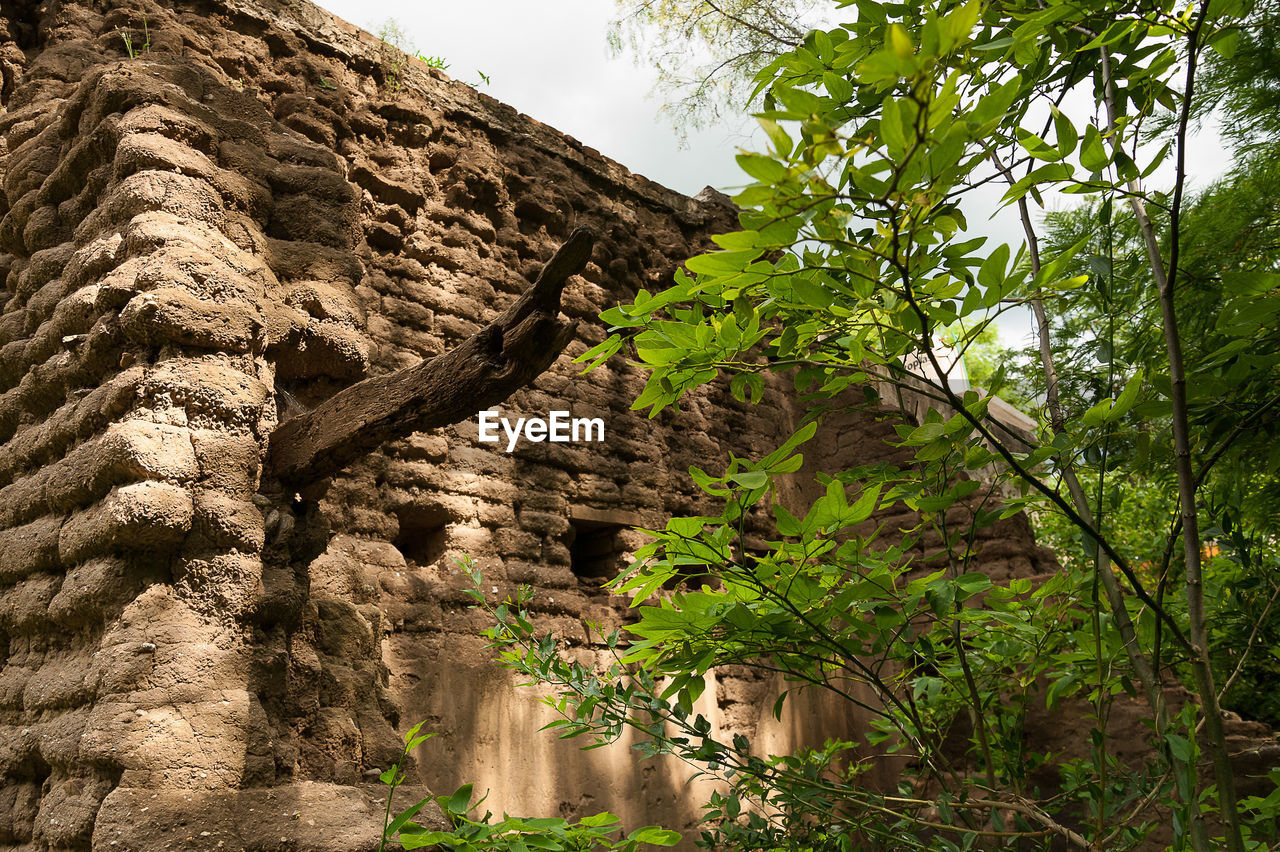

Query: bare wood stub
266 226 597 490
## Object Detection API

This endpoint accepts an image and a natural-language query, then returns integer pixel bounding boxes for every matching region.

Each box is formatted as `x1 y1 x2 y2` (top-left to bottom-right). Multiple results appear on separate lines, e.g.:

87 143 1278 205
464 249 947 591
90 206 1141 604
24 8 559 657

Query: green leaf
398 831 454 849
849 484 882 523
628 827 682 846
775 84 822 115
969 76 1022 127
1108 371 1144 420
1209 28 1240 59
822 71 854 102
888 24 913 60
406 731 435 751
579 812 621 828
955 572 992 599
811 28 833 61
756 117 793 157
1017 128 1062 161
769 449 807 478
1166 733 1193 763
1052 107 1078 158
1082 371 1144 426
775 504 803 537
1080 18 1136 50
575 337 622 371
736 153 788 184
387 797 435 835
759 422 818 470
686 249 761 276
910 422 947 443
730 470 769 489
447 783 473 815
1079 125 1109 172
881 97 907 157
730 372 765 405
941 0 980 50
711 230 761 251
790 274 834 308
1046 673 1078 709
978 244 1010 290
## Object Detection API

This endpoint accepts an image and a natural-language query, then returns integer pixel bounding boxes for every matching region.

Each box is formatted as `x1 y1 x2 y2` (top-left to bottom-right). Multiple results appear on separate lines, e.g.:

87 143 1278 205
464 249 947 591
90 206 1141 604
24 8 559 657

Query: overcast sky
315 1 1229 348
318 0 759 195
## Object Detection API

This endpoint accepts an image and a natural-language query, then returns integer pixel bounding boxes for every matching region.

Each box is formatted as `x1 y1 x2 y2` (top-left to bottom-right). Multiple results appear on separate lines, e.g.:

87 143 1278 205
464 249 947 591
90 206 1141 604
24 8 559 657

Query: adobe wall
0 2 1067 850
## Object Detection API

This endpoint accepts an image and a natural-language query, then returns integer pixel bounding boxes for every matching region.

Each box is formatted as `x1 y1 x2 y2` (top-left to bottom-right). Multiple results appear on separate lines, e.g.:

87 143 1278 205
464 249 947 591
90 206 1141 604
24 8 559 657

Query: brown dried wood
267 226 596 490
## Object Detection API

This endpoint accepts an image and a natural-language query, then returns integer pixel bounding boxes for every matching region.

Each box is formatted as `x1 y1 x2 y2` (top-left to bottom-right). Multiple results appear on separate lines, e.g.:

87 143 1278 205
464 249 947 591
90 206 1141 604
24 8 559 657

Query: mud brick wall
0 1 1072 850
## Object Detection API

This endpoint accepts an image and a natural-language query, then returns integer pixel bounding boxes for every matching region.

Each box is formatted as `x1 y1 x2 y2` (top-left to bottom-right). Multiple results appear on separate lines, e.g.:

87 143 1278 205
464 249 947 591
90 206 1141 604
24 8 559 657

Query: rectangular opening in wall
394 504 450 567
567 518 624 585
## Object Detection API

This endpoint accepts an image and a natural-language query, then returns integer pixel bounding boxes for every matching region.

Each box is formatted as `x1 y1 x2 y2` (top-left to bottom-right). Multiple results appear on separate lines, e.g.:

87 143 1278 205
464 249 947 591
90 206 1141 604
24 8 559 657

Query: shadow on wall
390 639 909 848
754 674 909 794
391 644 721 842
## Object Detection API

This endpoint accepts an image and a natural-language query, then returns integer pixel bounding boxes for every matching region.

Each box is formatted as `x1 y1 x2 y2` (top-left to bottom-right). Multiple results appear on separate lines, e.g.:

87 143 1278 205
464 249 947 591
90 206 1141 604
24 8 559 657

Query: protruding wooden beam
267 226 596 490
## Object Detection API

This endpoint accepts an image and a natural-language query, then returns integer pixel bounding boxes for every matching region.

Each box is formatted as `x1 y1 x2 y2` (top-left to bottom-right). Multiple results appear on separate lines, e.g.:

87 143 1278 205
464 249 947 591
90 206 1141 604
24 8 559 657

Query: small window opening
568 519 625 585
394 505 450 567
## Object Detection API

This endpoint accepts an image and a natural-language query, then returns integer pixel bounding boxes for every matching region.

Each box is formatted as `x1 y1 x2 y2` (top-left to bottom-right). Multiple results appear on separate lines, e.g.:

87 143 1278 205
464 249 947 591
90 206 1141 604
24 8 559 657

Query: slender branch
703 0 802 48
990 152 1175 715
896 273 1193 652
1102 18 1245 847
1214 576 1280 706
1194 390 1280 489
973 795 1104 852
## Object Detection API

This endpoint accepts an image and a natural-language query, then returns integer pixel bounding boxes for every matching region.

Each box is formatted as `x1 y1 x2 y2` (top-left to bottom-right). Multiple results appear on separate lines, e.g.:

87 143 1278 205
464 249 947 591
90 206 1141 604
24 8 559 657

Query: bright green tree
389 0 1280 849
608 0 827 129
1007 0 1280 729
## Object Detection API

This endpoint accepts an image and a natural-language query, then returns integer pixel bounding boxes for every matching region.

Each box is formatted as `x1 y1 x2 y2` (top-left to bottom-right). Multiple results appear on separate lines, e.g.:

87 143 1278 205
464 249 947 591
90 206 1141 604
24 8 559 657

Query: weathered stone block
21 648 96 711
0 573 61 634
80 691 257 788
93 783 444 852
517 509 570 537
121 287 266 352
58 481 193 563
46 556 145 626
188 428 261 496
192 490 265 551
48 420 199 510
139 357 271 431
0 515 62 584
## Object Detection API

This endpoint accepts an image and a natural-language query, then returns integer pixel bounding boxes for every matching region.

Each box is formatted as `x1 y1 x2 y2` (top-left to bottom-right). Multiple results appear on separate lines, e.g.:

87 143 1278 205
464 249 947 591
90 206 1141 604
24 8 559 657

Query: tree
608 0 826 130
392 0 1280 849
1009 0 1280 729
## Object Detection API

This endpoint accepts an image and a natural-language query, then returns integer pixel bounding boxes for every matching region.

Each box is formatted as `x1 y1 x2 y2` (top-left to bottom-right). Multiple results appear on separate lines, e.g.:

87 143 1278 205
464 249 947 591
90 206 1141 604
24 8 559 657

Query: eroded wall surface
0 1 1075 850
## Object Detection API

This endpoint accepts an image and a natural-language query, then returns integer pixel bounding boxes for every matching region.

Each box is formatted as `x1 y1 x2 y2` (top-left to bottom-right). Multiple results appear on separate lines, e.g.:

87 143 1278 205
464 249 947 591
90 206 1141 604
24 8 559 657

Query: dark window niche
567 519 625 584
394 504 450 567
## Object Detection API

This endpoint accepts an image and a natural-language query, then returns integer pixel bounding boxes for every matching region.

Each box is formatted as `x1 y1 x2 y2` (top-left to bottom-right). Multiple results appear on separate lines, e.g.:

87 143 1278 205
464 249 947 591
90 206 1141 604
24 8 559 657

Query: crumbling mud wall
0 1 1115 850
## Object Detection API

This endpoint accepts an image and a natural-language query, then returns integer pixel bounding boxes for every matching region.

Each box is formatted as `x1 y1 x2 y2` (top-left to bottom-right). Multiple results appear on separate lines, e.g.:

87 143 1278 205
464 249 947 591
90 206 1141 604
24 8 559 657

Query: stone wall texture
2 1 1272 851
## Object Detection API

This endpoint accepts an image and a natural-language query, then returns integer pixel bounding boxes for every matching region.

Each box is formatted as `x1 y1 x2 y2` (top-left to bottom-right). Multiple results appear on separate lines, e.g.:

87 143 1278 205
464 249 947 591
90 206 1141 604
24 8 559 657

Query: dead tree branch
267 226 597 491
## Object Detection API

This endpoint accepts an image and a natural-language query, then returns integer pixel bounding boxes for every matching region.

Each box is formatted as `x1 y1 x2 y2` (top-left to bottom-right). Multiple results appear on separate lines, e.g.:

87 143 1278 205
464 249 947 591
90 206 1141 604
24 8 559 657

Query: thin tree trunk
1100 36 1244 850
996 156 1170 735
